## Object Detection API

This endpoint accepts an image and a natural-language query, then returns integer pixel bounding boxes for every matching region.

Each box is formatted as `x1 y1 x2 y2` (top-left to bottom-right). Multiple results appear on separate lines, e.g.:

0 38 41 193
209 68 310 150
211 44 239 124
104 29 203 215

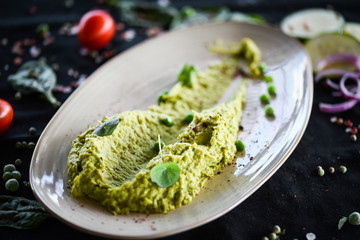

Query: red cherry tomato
0 99 14 136
77 9 116 50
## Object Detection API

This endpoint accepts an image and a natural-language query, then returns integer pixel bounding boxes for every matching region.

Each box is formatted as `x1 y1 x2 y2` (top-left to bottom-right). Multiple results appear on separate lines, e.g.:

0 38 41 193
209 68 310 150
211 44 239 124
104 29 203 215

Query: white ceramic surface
30 22 313 239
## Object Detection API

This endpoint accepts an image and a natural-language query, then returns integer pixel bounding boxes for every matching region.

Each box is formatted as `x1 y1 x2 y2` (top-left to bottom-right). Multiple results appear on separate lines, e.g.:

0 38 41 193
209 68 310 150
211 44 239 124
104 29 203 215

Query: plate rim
29 21 314 239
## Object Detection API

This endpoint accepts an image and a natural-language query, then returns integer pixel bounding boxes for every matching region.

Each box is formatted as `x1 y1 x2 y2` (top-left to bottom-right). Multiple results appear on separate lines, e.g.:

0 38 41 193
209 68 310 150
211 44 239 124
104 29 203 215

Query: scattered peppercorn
14 91 22 100
260 94 270 104
28 141 36 149
15 141 22 149
328 167 335 174
273 225 281 234
336 118 344 125
350 134 357 142
317 166 325 176
345 120 353 128
268 232 278 240
201 122 208 128
339 165 347 174
29 126 37 135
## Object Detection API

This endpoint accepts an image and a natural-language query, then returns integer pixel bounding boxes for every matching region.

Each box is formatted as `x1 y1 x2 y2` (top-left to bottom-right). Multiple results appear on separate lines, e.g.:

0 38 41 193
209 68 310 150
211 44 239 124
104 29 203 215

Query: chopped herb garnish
93 117 120 136
7 60 59 107
177 64 197 87
158 90 169 104
150 162 180 188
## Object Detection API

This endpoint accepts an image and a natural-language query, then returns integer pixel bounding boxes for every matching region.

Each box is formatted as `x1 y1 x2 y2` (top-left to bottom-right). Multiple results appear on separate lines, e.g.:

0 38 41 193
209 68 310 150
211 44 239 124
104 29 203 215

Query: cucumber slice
344 22 360 42
304 33 360 72
280 8 345 39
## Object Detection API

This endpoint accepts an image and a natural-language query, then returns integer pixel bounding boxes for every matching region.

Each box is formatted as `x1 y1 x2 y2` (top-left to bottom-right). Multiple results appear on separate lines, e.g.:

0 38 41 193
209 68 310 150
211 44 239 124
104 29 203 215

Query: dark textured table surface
1 1 360 239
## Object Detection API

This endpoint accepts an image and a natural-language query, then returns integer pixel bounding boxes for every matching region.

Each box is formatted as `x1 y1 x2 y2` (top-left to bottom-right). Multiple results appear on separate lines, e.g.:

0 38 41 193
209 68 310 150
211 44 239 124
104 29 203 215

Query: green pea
184 112 194 123
349 212 360 225
14 159 22 166
3 164 16 173
29 126 37 135
258 62 266 74
268 232 278 240
5 179 19 192
261 237 270 240
11 171 21 180
268 84 276 96
260 94 270 104
264 75 273 83
154 140 165 152
235 140 245 151
157 91 169 104
339 165 347 174
273 225 281 234
2 172 13 181
264 104 274 116
162 117 174 127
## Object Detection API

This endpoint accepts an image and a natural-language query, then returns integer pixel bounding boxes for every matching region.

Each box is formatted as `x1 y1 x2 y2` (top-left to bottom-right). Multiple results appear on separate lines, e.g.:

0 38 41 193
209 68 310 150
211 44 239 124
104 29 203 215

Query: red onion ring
315 68 349 82
316 53 359 72
339 73 360 101
325 78 340 90
319 99 358 113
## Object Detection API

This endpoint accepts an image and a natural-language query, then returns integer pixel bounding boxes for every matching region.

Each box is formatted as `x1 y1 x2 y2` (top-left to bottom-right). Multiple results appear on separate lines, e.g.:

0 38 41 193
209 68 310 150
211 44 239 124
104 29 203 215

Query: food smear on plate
67 38 262 215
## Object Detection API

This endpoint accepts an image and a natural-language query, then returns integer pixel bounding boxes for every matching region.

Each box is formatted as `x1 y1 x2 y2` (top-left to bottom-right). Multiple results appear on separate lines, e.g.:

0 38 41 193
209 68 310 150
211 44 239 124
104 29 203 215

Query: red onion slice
315 68 349 82
319 99 358 113
339 73 360 101
316 53 359 72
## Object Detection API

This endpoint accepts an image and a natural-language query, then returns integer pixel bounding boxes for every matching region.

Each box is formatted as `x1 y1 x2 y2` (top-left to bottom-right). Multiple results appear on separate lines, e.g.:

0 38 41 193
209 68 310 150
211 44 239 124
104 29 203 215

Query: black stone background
0 0 360 239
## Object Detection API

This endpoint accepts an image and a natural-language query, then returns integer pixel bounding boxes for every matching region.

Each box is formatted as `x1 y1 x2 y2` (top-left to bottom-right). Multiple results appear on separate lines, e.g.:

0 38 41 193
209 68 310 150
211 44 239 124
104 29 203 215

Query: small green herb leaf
338 216 347 230
177 64 196 87
93 117 120 136
150 162 180 188
7 60 59 107
0 195 50 229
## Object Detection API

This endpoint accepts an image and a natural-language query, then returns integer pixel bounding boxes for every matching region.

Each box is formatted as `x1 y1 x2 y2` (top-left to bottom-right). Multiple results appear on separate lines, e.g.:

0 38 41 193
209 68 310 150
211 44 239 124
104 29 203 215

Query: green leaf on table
0 195 50 229
7 60 59 107
93 117 120 137
150 162 180 188
177 64 197 87
338 216 347 230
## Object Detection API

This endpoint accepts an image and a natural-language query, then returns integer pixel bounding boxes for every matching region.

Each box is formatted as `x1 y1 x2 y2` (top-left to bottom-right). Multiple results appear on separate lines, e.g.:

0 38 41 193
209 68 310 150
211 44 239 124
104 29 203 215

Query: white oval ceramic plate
30 22 313 239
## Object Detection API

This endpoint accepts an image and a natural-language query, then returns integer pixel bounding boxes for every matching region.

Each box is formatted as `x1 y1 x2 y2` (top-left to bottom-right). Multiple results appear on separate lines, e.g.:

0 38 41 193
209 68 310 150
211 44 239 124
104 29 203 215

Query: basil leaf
177 64 196 87
150 162 180 188
93 117 120 136
0 195 50 229
338 216 347 230
7 60 59 107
